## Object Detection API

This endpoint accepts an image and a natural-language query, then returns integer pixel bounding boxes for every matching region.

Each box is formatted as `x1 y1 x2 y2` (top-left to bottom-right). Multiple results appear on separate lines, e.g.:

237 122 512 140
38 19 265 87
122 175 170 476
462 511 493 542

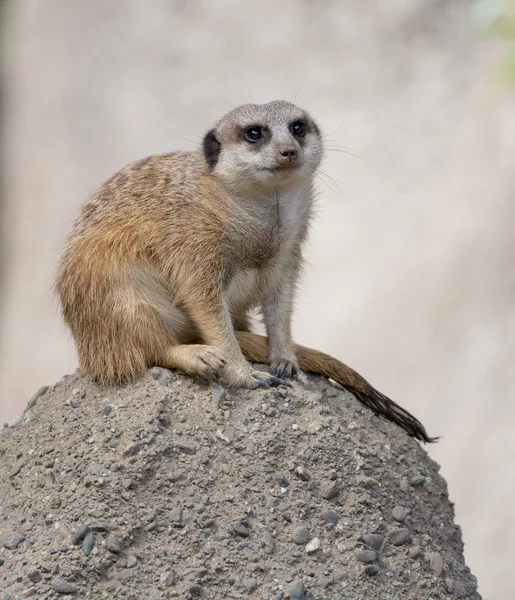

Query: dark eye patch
290 119 307 138
239 123 270 146
244 126 263 143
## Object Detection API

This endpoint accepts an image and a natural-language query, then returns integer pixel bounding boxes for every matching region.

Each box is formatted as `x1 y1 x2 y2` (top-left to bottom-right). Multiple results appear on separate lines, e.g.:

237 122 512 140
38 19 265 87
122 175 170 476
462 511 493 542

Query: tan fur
55 100 434 442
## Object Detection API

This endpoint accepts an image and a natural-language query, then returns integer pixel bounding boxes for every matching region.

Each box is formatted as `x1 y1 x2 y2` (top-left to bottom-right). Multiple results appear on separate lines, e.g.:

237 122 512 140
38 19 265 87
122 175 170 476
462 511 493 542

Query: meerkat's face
203 100 323 192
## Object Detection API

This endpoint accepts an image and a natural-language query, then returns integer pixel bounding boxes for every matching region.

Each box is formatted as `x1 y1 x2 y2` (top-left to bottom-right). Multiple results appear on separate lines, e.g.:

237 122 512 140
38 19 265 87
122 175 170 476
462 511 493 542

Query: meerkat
56 100 435 443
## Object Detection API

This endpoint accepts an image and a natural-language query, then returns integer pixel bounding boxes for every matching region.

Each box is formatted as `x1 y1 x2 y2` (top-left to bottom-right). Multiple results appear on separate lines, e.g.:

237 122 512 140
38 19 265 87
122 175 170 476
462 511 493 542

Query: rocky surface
0 367 480 599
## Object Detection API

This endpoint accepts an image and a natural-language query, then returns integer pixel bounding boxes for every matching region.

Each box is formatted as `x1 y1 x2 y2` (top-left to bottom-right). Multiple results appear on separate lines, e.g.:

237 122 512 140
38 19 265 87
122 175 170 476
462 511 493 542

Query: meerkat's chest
277 187 307 233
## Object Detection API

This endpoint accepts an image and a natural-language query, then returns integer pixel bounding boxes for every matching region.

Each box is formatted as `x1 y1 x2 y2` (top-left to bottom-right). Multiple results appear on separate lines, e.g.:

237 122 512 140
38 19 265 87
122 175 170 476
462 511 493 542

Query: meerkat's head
202 100 323 193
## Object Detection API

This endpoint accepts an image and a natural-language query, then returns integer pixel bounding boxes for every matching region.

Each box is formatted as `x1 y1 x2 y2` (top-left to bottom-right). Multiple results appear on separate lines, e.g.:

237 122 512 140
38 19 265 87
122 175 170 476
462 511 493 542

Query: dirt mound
0 367 480 599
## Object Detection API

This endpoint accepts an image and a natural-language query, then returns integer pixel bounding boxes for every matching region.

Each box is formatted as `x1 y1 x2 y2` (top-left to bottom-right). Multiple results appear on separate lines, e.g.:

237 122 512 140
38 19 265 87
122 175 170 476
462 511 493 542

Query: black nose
279 147 298 162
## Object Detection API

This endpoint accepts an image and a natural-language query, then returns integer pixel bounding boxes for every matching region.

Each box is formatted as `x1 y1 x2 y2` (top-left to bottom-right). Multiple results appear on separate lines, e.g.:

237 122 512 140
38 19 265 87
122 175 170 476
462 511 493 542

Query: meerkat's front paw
163 344 227 380
270 356 300 380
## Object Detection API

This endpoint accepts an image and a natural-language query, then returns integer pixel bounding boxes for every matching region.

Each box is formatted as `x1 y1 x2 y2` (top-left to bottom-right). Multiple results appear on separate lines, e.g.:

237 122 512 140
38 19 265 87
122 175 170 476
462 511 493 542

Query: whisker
324 147 378 171
318 170 349 200
321 123 348 138
245 81 255 103
292 80 304 105
219 96 236 108
302 93 321 107
172 128 202 140
314 170 349 202
318 168 351 188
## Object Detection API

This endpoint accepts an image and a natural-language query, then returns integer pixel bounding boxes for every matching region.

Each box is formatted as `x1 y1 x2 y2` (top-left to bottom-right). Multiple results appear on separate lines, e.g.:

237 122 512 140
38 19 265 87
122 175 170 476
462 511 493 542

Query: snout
278 146 298 165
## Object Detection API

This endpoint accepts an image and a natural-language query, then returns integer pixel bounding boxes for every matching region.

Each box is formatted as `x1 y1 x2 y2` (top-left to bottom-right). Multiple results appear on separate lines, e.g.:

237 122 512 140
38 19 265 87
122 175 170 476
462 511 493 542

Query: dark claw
272 361 299 381
256 378 271 388
268 376 292 388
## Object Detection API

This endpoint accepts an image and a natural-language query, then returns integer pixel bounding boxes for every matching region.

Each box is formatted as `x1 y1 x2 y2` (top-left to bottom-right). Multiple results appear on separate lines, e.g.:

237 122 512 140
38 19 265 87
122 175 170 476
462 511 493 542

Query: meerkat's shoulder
103 151 207 185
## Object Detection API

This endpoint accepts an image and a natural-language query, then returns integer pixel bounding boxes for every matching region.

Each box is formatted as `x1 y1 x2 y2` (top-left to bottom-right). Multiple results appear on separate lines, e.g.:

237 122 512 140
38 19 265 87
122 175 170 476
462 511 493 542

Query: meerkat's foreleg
161 344 227 379
262 260 301 379
183 292 287 389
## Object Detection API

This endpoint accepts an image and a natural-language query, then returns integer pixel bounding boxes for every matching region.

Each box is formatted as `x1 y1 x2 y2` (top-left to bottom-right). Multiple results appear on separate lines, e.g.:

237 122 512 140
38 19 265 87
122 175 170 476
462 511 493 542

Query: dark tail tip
352 387 438 444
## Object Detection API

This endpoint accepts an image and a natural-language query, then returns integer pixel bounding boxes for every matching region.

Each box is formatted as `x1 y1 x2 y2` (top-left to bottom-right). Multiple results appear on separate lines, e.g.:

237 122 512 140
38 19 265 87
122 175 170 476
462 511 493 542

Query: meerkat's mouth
262 164 301 175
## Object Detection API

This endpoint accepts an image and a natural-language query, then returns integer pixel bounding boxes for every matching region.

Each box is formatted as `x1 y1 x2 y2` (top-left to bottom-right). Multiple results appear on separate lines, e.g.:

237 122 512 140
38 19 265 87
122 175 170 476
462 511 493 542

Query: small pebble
89 521 110 532
294 466 310 481
357 550 377 564
118 569 134 583
305 537 320 553
210 383 227 406
387 528 410 546
276 474 290 487
27 571 42 583
106 534 123 554
126 555 138 568
7 416 22 428
51 579 77 594
323 510 339 525
430 552 444 576
409 475 426 487
189 583 202 596
9 459 26 478
160 571 175 586
103 405 112 416
409 545 422 559
392 505 409 522
195 568 208 579
453 582 467 598
288 580 306 600
292 526 311 545
216 426 234 444
232 521 249 537
170 507 183 527
262 531 275 554
243 578 257 592
365 564 379 576
320 480 340 500
176 441 198 455
82 531 95 556
3 533 25 550
71 525 89 545
361 533 384 552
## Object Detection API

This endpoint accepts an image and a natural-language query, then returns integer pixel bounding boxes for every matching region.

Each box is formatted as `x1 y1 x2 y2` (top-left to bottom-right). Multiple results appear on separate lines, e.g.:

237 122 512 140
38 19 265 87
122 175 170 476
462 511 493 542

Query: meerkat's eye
291 120 307 138
244 126 263 143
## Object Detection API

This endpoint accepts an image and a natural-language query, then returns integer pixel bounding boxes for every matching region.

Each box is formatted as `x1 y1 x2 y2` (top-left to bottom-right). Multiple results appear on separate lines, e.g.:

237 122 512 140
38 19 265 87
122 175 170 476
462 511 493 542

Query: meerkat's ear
203 129 221 169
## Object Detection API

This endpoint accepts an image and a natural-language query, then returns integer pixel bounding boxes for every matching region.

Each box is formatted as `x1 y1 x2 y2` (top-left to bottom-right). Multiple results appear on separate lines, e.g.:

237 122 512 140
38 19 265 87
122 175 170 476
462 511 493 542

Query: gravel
388 527 411 546
392 505 409 522
292 525 311 545
106 534 123 554
356 550 377 564
0 367 481 599
81 531 95 556
3 533 24 550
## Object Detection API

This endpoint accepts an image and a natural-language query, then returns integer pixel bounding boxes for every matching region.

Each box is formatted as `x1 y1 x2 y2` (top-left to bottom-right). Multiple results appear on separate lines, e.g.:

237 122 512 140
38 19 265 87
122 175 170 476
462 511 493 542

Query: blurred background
1 0 514 597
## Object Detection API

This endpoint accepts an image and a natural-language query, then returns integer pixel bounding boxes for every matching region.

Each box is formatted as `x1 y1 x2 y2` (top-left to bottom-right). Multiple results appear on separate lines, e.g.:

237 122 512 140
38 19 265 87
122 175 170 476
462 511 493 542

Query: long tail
235 331 437 444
